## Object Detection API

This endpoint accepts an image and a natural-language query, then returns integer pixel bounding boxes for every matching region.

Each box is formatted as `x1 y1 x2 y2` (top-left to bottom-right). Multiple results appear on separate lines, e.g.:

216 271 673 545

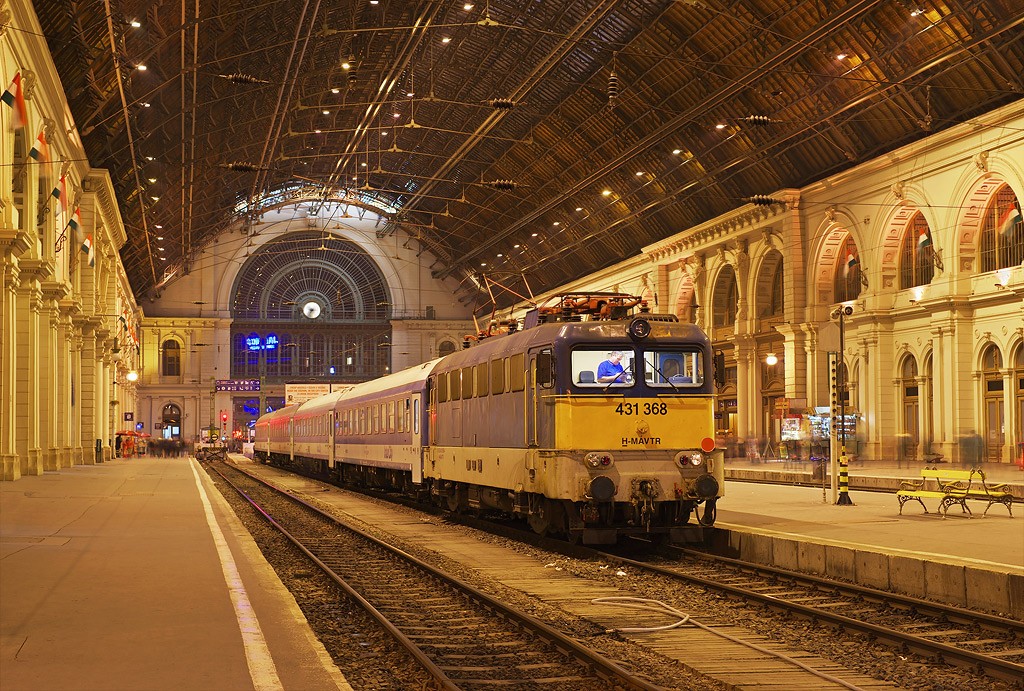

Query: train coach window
645 350 703 387
462 366 474 399
476 363 489 396
413 398 420 433
571 348 636 387
450 370 462 401
388 401 395 432
509 353 526 392
491 358 504 394
436 374 448 403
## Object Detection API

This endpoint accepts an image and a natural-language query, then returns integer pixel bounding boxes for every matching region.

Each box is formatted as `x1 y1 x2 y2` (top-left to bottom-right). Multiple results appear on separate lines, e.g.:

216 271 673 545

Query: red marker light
700 437 716 453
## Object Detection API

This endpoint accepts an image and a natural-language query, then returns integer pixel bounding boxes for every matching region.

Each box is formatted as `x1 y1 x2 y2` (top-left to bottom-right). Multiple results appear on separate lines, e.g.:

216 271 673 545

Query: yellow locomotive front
537 319 724 541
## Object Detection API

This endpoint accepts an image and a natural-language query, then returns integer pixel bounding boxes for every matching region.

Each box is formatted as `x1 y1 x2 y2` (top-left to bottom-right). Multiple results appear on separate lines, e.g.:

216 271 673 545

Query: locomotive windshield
643 349 704 387
571 347 704 389
571 348 636 387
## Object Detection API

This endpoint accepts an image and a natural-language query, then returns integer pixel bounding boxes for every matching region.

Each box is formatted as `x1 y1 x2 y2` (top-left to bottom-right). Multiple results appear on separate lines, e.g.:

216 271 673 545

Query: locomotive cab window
645 349 704 387
571 348 636 387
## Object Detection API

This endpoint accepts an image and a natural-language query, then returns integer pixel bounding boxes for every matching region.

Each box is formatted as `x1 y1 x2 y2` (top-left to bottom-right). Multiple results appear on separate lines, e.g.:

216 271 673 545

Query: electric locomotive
254 294 724 544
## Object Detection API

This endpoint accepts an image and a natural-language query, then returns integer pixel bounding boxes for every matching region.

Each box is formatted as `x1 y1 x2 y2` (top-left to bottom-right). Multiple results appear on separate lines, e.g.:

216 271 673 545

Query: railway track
597 540 1024 686
206 460 662 690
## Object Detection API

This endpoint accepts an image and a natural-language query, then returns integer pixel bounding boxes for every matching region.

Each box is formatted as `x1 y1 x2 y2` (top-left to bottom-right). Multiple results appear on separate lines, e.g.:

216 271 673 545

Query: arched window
899 213 935 289
979 185 1024 272
768 259 784 317
833 236 861 303
438 340 457 358
161 340 181 377
712 265 738 327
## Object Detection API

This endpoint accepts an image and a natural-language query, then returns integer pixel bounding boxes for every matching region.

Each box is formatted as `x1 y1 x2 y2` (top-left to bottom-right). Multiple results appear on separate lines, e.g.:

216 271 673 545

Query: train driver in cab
597 351 632 384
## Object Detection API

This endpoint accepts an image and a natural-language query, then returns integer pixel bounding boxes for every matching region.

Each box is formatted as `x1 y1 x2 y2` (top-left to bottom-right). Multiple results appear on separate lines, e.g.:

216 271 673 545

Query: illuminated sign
245 333 279 351
215 379 261 392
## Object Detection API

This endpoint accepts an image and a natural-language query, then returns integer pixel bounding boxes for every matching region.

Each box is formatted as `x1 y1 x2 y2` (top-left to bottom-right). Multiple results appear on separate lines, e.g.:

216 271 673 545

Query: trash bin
95 438 104 464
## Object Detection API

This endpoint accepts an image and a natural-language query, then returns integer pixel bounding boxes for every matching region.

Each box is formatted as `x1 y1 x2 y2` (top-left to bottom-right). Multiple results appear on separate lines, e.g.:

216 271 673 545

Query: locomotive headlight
675 450 704 468
585 452 614 468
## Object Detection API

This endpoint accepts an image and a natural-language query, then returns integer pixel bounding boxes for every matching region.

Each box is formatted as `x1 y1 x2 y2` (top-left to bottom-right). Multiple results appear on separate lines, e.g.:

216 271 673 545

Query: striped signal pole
833 306 854 506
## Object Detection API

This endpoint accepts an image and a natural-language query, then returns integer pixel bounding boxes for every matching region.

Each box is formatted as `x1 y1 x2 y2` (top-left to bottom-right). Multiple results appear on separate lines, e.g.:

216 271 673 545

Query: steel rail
210 461 663 691
603 542 1024 685
207 462 458 690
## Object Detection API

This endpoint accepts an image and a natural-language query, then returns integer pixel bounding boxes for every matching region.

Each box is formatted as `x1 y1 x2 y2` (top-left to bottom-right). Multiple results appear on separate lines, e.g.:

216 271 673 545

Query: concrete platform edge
717 523 1024 620
199 465 354 691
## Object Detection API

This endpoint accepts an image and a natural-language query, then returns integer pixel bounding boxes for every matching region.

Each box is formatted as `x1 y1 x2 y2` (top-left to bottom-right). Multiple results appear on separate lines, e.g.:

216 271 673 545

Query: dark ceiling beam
400 0 633 256
434 0 882 280
504 11 1024 285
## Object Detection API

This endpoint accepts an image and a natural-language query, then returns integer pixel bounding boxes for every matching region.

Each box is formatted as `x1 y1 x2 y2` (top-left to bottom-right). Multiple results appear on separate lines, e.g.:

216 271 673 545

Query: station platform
0 456 350 691
1 456 1021 691
717 458 1023 620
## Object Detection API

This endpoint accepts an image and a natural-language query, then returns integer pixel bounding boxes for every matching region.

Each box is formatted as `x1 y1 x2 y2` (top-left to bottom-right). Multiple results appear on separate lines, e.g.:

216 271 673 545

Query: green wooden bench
896 467 972 518
964 468 1014 517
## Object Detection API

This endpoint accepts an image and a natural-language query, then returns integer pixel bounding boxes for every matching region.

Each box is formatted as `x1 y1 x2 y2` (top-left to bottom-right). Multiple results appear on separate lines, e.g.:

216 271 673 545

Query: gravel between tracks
213 467 1014 690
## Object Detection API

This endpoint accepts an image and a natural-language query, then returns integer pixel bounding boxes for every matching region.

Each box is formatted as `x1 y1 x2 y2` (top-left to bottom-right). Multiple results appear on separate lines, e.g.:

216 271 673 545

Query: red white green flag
1 71 28 130
51 174 68 214
998 205 1022 237
82 234 95 267
843 251 859 277
28 129 49 162
917 228 932 249
67 206 84 246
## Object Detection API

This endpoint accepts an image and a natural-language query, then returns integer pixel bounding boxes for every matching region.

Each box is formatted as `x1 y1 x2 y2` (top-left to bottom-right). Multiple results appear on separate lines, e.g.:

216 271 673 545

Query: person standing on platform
960 430 984 468
115 435 122 458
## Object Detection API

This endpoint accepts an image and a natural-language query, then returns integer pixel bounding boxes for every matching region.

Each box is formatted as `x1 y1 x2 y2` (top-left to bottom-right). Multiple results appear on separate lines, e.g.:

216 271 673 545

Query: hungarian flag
917 228 932 250
1 71 27 130
998 205 1022 237
28 129 49 162
843 251 859 277
68 206 83 243
82 234 95 267
51 174 68 214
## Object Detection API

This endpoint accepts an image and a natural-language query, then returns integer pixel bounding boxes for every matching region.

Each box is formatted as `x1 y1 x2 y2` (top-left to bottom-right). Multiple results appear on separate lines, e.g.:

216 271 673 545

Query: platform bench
964 468 1014 517
896 468 972 518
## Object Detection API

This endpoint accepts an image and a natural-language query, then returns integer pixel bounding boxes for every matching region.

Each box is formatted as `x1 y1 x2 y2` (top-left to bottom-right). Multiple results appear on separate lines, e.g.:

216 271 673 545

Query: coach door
527 347 554 449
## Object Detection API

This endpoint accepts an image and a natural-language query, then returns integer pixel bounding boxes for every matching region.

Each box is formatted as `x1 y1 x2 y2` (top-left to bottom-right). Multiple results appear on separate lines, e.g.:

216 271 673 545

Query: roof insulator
219 73 268 84
607 71 619 102
221 161 263 172
489 98 517 110
486 180 518 190
742 115 774 124
747 194 780 206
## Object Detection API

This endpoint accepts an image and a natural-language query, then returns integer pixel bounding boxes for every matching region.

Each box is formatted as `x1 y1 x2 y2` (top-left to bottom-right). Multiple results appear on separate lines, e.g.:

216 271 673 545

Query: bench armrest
898 480 924 491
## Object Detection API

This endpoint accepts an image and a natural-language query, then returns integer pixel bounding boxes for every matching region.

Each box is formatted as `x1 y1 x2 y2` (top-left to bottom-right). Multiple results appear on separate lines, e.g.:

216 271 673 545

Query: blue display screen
246 333 279 351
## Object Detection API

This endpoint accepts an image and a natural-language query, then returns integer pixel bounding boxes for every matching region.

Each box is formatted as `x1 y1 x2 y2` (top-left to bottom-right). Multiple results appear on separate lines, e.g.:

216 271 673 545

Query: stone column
56 299 77 467
0 241 26 480
79 325 99 464
929 305 975 463
1001 367 1014 464
70 325 84 465
733 334 756 441
14 263 43 476
39 281 66 469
